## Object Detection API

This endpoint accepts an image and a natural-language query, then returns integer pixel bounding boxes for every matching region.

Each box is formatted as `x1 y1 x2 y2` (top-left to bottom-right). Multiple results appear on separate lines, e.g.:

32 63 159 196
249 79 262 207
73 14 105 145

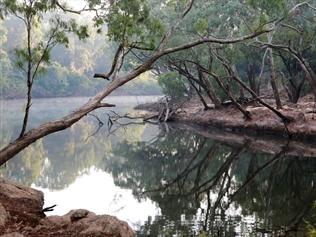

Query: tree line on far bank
0 18 161 99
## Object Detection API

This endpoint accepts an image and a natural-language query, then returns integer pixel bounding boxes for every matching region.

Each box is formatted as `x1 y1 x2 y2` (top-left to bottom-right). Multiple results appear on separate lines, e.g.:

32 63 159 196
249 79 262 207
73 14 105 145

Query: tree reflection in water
109 125 316 237
1 115 316 236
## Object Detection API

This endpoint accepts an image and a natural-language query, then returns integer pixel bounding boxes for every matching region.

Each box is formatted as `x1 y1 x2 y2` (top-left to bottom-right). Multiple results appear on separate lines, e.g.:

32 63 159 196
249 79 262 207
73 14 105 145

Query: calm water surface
0 96 316 237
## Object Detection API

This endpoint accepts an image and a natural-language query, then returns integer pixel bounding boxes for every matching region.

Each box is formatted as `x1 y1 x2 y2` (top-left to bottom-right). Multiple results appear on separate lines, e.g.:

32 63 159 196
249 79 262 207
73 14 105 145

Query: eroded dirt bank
0 179 134 237
136 94 316 140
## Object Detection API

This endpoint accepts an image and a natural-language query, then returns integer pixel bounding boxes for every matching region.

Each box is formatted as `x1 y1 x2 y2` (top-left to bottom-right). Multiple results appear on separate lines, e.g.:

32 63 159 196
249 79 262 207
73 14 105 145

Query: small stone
69 209 89 222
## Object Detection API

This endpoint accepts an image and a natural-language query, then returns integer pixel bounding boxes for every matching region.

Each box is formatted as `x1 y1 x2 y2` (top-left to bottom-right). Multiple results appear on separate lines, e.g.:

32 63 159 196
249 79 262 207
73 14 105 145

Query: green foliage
305 202 316 237
247 0 286 14
198 232 211 237
158 72 188 98
14 48 30 69
194 18 208 34
0 16 162 98
105 0 164 48
0 0 100 106
118 72 162 95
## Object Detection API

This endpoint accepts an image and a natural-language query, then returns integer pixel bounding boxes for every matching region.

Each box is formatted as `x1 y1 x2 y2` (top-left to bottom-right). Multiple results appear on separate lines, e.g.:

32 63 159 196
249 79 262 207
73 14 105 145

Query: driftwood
221 97 257 107
143 97 186 123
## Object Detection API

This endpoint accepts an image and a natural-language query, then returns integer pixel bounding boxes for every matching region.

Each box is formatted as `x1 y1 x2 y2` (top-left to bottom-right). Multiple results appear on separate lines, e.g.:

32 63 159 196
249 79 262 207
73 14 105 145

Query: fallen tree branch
106 111 146 137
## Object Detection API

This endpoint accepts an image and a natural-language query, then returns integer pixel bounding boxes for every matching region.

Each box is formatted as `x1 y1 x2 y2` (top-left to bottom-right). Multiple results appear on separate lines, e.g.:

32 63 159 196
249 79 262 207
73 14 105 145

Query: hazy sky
63 0 97 18
66 0 86 9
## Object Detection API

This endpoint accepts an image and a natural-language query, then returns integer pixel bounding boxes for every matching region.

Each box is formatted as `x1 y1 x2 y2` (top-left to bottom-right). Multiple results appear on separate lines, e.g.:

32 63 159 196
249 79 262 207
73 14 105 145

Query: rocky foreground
0 179 134 237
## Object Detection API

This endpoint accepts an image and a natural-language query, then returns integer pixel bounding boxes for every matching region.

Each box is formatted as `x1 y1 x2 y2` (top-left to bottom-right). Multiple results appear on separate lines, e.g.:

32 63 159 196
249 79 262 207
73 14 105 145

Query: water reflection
0 96 160 189
1 97 316 236
34 168 159 228
109 126 316 236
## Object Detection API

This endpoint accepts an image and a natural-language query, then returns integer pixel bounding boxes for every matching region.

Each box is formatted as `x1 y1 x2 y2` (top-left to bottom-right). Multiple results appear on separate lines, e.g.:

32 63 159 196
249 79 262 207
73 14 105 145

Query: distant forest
0 18 162 99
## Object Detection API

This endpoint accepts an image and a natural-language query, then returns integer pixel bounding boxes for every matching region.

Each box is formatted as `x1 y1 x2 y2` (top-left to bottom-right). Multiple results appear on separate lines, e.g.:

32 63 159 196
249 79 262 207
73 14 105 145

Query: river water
0 96 315 236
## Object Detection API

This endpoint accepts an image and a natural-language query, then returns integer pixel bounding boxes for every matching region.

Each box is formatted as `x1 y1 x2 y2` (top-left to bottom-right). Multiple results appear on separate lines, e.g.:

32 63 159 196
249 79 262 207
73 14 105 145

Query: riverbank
135 94 316 140
0 179 134 237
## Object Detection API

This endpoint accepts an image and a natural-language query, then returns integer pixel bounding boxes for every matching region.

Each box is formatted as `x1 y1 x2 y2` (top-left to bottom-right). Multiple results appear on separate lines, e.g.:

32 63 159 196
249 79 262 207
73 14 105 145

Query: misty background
0 16 162 99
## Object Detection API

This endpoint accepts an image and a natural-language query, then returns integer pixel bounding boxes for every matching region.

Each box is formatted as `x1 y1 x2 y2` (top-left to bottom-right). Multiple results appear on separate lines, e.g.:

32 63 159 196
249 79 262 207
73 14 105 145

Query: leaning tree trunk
20 75 33 138
201 72 222 108
209 71 251 120
266 43 316 100
202 55 291 123
280 46 316 99
297 55 316 98
19 22 33 138
268 48 282 109
187 77 210 110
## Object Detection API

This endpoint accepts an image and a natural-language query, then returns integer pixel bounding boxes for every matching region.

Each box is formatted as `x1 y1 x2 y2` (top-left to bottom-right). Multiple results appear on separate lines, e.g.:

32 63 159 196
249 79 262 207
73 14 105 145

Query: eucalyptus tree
149 0 276 114
145 0 261 108
1 0 90 138
249 0 316 100
0 0 271 164
274 6 316 103
157 0 316 118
